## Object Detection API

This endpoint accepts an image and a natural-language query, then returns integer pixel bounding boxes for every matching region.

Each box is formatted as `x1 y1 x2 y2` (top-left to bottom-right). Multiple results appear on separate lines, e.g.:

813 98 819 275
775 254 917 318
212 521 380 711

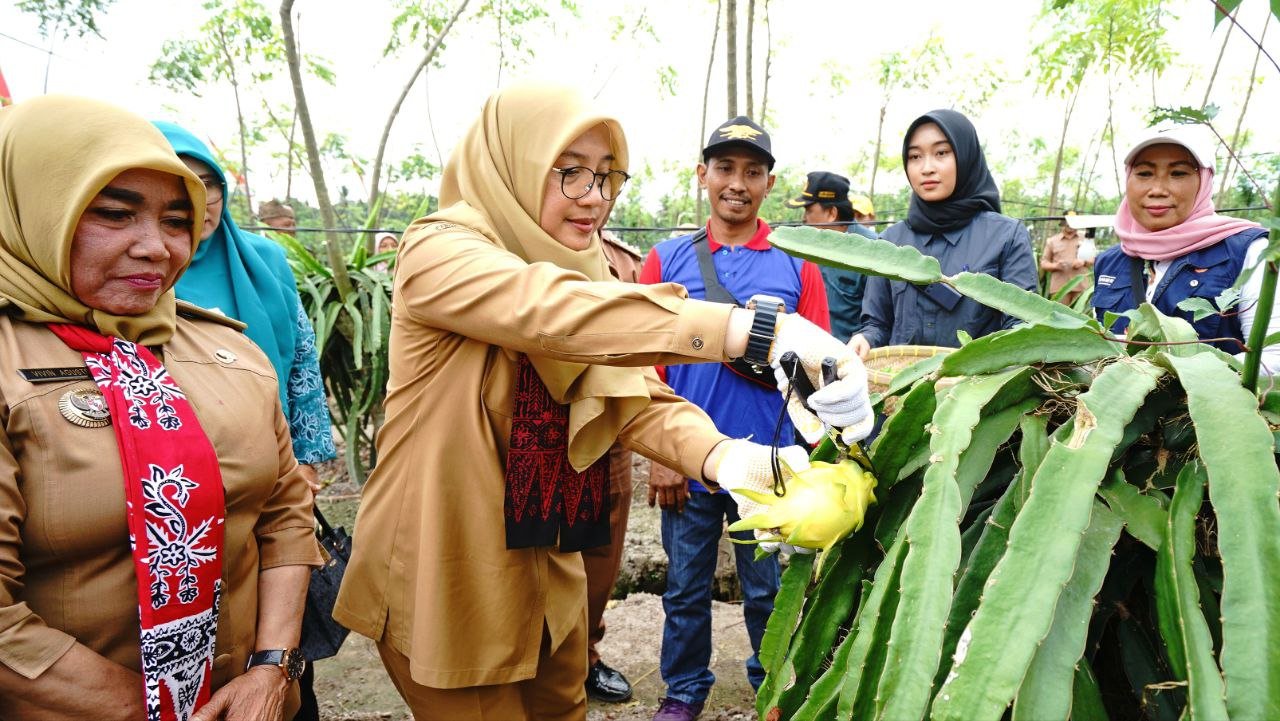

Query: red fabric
705 218 773 251
639 248 668 383
796 260 832 331
503 354 610 552
0 64 11 106
49 324 224 721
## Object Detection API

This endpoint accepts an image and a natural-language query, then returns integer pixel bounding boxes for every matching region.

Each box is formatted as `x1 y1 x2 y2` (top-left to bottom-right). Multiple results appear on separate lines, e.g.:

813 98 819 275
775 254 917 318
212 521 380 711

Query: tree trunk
1048 85 1079 216
725 0 737 118
1217 14 1270 206
869 103 886 201
280 0 352 300
745 0 754 118
494 0 505 87
1202 5 1236 108
286 108 297 199
1072 134 1096 210
367 0 470 238
214 22 254 220
696 0 722 226
760 0 771 121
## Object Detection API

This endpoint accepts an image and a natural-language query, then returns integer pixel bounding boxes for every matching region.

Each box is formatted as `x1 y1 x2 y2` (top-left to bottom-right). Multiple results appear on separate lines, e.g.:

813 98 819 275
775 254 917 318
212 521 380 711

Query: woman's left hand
769 314 873 440
190 666 289 721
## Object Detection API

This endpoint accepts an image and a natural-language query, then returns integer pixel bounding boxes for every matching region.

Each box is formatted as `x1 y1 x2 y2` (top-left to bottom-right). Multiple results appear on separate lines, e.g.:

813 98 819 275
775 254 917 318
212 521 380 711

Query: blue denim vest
1091 227 1267 352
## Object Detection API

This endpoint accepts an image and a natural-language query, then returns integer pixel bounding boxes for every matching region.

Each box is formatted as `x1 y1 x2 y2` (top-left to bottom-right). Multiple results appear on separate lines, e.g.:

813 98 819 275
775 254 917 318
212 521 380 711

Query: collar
706 218 773 252
924 227 965 246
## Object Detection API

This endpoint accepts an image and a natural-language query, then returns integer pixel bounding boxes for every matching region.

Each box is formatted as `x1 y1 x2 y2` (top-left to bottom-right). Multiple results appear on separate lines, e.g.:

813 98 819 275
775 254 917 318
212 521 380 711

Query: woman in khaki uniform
0 96 321 720
333 84 872 720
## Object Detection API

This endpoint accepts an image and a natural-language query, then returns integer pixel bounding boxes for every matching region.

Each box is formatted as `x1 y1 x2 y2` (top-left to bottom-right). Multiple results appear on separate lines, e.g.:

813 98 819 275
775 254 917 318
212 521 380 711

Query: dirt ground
312 456 759 721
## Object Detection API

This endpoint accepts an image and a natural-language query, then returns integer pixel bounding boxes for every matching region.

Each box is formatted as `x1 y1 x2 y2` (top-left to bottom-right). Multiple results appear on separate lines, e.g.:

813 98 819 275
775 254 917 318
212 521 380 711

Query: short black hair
816 201 854 223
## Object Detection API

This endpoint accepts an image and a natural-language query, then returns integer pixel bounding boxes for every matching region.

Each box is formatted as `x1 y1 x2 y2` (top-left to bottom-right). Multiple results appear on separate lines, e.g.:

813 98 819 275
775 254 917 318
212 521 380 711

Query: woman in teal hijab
155 122 336 485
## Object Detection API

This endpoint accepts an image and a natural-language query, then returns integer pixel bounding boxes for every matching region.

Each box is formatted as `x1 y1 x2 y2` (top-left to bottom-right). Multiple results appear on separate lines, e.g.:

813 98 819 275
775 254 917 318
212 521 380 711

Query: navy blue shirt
1091 227 1267 353
639 221 830 492
819 222 877 343
860 211 1038 348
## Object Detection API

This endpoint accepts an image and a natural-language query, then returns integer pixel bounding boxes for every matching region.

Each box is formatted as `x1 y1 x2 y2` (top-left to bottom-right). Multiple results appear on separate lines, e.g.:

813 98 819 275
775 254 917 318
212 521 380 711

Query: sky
2 0 1278 216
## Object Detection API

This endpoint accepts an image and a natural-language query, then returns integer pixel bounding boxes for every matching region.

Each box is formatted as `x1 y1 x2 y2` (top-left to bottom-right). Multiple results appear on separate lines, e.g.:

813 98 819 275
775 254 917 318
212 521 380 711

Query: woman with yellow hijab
0 96 321 721
333 84 871 719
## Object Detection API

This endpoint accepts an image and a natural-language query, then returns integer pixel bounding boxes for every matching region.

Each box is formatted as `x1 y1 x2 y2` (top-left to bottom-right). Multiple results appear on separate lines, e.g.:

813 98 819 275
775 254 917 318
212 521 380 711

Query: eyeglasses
197 175 224 205
551 166 630 201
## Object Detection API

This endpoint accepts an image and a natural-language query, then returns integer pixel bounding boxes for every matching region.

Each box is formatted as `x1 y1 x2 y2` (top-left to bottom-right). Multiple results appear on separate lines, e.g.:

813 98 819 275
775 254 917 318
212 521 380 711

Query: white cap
1123 123 1217 170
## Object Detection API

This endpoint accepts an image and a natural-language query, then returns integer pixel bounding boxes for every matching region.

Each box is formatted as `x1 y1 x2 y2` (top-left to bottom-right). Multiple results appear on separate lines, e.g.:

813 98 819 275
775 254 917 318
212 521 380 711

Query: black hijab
903 109 1001 234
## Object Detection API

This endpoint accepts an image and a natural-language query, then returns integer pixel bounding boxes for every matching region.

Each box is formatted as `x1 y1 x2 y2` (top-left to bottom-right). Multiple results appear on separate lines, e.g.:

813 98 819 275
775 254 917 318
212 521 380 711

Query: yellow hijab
425 82 650 471
0 95 205 345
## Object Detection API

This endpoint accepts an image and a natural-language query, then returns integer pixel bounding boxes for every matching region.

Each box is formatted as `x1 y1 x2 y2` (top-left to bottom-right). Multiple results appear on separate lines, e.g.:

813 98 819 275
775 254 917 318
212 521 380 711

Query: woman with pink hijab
1090 123 1276 369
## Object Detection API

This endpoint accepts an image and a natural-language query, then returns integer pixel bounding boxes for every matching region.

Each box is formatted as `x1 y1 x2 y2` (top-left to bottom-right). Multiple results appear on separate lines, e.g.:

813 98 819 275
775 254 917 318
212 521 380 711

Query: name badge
18 367 91 383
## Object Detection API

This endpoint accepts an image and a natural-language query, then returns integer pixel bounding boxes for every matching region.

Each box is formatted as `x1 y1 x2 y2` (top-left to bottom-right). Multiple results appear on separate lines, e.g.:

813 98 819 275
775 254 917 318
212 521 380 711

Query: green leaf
837 536 909 719
1012 501 1123 721
938 324 1119 376
932 359 1165 721
1154 462 1230 720
754 553 815 717
1162 352 1280 719
1071 658 1109 721
1176 296 1221 322
768 225 943 284
869 378 937 489
874 371 1028 719
1214 0 1244 27
948 272 1096 329
936 416 1047 698
1096 468 1169 550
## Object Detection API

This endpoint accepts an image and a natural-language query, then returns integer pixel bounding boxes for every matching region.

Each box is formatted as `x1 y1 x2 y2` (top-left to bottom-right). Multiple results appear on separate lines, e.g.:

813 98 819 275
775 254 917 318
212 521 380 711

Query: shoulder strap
175 300 248 332
690 229 741 306
1127 255 1146 308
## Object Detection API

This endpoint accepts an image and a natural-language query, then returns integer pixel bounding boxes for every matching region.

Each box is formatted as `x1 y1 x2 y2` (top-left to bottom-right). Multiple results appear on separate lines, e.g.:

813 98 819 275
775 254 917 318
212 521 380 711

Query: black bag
299 507 352 661
689 230 777 390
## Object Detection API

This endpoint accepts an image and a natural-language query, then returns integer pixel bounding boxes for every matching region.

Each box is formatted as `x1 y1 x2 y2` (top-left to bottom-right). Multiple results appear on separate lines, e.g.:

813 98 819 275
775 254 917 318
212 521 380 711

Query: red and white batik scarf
50 324 225 721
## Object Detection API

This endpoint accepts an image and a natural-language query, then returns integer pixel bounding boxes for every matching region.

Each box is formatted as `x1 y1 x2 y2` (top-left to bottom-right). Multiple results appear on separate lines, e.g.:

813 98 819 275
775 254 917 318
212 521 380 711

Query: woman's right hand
848 333 871 360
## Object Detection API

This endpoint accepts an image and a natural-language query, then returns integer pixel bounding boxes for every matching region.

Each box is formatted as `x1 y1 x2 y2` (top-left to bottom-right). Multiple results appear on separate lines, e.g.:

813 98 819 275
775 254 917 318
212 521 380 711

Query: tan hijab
425 83 649 471
0 95 205 345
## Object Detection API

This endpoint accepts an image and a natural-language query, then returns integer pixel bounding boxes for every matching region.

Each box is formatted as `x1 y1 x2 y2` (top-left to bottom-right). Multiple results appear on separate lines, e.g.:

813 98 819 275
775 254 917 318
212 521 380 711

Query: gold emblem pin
214 349 237 364
58 387 111 428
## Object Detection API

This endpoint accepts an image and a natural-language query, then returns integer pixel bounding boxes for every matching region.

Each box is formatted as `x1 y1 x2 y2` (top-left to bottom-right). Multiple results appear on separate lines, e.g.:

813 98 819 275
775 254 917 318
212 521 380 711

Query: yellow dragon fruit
727 458 878 554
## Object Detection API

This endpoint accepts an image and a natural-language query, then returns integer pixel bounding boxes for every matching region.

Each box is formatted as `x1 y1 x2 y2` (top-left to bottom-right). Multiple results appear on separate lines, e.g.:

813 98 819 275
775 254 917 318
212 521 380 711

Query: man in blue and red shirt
639 116 829 721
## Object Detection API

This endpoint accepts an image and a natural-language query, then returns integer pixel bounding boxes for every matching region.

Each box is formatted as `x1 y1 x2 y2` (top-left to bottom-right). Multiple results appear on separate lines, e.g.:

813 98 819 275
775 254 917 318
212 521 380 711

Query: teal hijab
155 121 299 409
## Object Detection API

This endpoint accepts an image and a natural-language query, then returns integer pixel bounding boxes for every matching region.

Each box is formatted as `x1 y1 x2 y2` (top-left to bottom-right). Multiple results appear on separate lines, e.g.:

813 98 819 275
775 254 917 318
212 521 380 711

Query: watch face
284 649 307 680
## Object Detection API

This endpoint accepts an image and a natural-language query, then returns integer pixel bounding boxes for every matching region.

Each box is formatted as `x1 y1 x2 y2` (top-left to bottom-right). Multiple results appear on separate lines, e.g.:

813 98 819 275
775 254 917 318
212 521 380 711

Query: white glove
769 314 874 443
714 440 812 554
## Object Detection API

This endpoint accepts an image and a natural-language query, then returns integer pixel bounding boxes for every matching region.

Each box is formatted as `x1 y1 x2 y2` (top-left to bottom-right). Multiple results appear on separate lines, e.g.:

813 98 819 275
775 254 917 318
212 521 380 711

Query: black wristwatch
743 294 785 367
246 648 306 681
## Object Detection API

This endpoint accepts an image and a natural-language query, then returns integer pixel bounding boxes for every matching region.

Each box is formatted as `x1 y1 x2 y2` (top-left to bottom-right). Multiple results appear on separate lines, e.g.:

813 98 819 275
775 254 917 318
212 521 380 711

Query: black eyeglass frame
196 175 225 206
550 166 631 201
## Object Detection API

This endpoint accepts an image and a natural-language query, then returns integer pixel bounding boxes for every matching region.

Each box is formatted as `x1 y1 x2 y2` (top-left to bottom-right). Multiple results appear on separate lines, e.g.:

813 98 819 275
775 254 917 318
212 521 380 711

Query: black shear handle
779 353 839 413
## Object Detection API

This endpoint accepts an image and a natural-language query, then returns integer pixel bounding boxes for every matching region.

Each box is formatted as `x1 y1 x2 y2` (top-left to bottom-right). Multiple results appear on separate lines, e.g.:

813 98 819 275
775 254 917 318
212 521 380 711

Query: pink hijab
1115 165 1261 261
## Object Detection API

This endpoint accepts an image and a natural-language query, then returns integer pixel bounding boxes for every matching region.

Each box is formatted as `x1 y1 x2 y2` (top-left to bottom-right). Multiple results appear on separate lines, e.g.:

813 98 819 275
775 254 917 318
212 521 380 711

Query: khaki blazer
334 224 734 689
0 309 321 696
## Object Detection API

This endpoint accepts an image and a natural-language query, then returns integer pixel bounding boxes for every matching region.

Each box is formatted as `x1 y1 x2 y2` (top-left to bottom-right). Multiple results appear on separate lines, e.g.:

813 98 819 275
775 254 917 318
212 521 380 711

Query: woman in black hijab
851 109 1037 355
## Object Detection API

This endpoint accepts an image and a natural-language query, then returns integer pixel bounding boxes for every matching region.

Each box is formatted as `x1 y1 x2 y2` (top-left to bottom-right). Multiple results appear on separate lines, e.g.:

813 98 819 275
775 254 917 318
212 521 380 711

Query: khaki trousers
581 443 634 667
376 614 588 721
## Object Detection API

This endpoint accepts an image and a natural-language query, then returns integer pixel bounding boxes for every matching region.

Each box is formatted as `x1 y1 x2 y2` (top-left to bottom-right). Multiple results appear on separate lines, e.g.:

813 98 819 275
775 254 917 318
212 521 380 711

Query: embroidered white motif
1098 274 1116 286
85 340 187 430
140 584 220 721
141 464 219 609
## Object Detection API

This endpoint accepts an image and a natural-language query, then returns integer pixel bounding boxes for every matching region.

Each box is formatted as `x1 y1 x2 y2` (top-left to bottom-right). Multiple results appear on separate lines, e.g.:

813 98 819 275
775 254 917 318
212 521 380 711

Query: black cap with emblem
785 171 851 208
702 115 775 169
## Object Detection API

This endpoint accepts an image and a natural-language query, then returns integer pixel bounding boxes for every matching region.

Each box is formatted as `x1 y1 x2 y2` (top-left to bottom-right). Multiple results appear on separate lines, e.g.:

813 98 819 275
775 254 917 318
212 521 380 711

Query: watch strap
743 296 783 366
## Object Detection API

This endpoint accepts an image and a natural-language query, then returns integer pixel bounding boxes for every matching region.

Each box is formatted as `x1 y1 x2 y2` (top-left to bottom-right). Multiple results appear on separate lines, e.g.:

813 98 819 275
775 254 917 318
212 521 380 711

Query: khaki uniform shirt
0 310 321 691
1042 232 1091 294
333 224 733 689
